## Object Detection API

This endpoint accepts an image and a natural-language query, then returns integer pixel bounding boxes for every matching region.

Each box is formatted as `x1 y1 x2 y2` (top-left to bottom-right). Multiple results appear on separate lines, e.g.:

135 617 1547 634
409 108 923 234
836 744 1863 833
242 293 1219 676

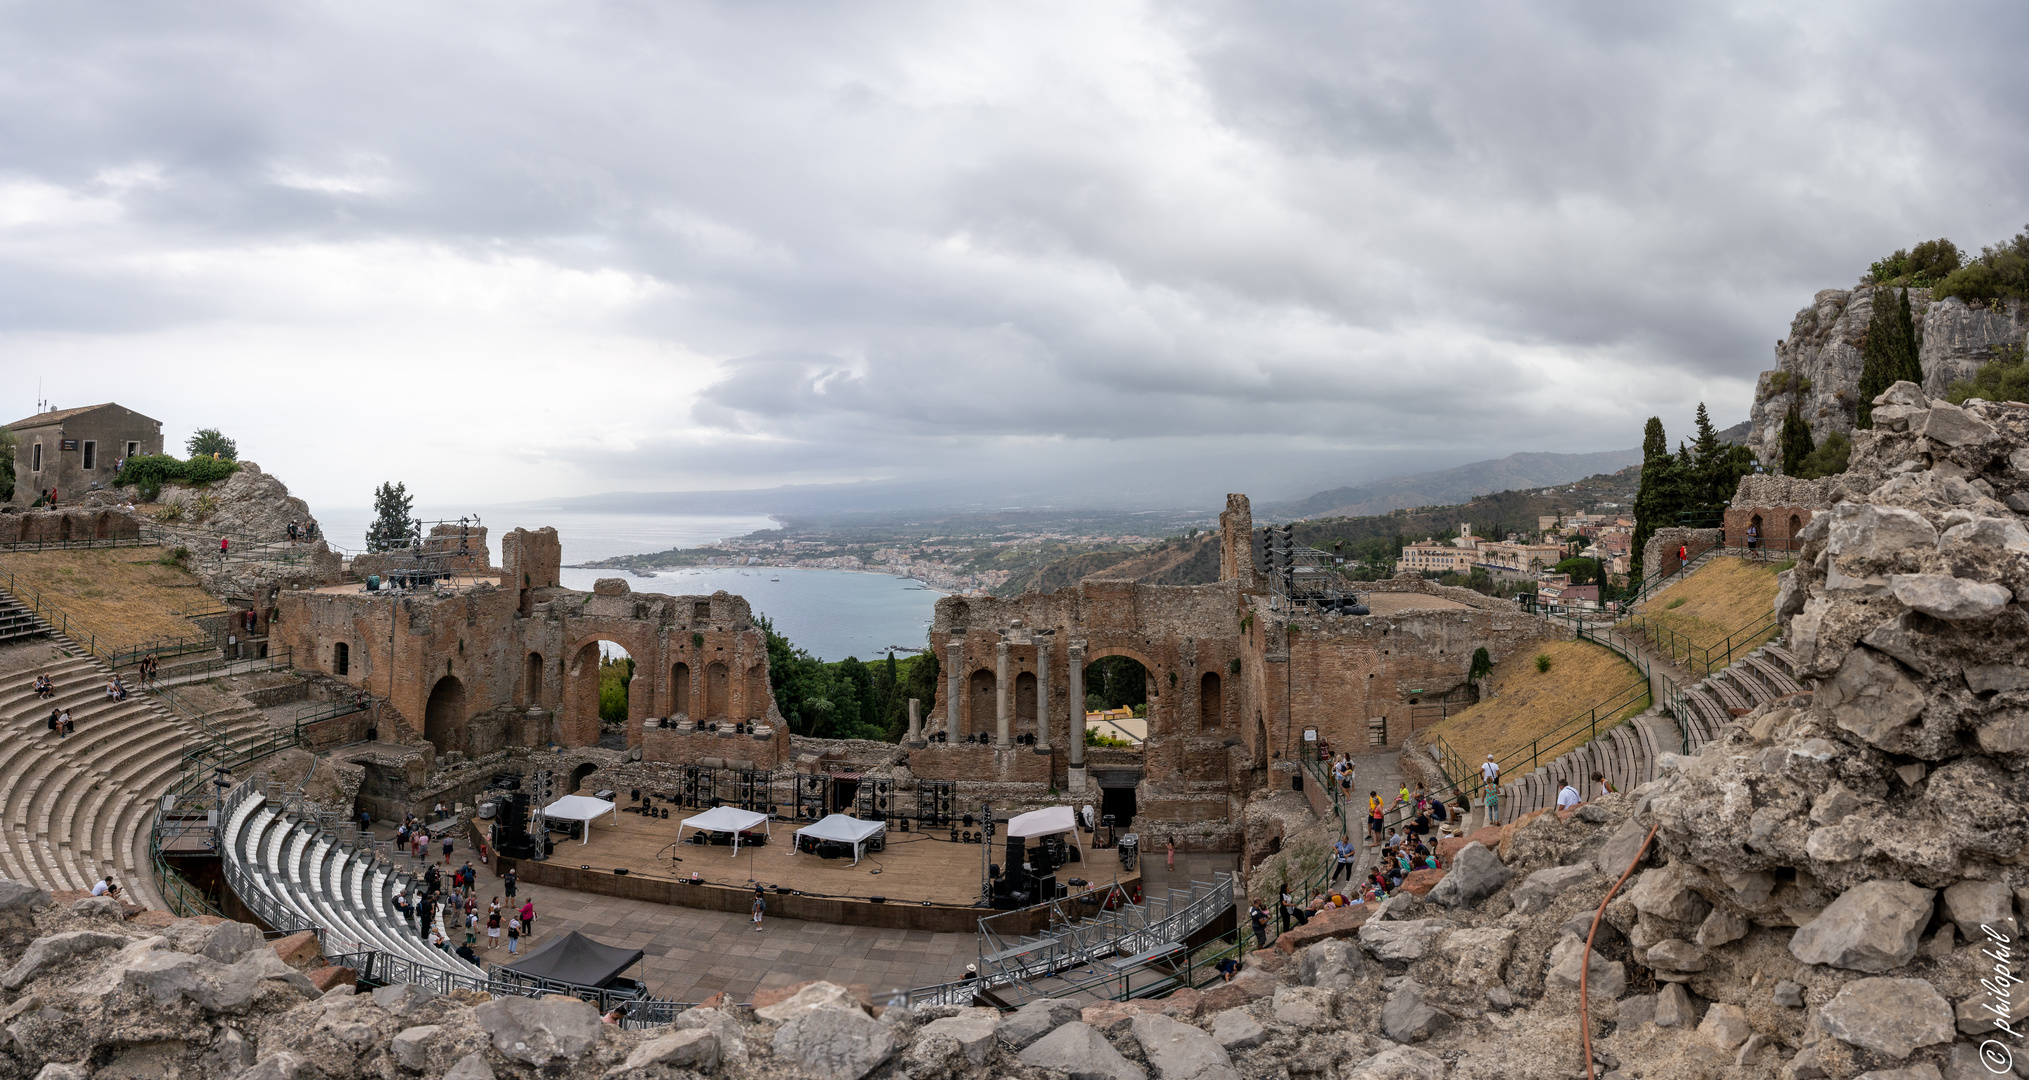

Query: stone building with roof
6 403 163 504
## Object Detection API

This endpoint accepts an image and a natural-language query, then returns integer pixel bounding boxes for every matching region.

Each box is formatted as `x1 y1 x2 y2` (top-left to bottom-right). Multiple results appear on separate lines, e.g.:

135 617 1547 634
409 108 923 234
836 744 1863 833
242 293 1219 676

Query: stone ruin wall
273 526 786 772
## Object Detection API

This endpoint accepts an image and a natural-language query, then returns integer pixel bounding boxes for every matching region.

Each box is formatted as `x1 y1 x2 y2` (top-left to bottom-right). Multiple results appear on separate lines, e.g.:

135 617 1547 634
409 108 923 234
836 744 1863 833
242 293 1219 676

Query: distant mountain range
1262 448 1646 521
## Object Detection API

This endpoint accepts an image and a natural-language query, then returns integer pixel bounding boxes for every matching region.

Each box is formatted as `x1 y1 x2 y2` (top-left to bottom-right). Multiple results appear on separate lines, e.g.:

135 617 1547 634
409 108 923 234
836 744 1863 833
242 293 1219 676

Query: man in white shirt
91 876 118 898
1556 781 1581 811
1481 755 1499 787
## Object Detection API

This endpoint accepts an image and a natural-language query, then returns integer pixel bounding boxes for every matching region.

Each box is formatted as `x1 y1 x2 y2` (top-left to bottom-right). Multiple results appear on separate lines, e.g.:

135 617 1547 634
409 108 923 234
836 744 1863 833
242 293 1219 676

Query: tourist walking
506 919 520 954
1248 902 1270 951
504 867 518 899
1166 837 1175 872
1366 791 1385 847
442 834 454 864
1484 784 1500 826
1331 834 1356 883
751 886 766 932
518 899 535 938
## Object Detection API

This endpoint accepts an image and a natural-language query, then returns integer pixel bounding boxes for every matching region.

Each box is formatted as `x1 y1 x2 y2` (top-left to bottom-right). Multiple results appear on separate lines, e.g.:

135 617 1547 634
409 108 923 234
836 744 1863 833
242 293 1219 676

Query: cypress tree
1893 286 1924 387
366 481 417 552
1856 287 1899 428
1629 417 1673 585
1779 400 1816 476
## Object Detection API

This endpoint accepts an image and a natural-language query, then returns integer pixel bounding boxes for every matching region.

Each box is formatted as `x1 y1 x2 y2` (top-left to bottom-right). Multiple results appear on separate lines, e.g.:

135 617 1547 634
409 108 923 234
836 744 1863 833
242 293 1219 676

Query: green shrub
1795 430 1851 479
1869 238 1962 287
1467 646 1494 683
1935 229 2029 304
1534 653 1553 674
116 453 239 492
1946 344 2029 405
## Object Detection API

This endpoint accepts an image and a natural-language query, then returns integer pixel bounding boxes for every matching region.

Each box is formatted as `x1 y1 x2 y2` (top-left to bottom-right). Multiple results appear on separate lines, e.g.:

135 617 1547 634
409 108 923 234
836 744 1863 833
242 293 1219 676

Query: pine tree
366 481 417 552
1779 400 1816 475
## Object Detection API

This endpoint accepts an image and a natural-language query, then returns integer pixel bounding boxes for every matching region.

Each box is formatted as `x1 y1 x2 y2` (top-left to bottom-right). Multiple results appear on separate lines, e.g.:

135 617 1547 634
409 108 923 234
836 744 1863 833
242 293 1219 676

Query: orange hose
1580 824 1657 1080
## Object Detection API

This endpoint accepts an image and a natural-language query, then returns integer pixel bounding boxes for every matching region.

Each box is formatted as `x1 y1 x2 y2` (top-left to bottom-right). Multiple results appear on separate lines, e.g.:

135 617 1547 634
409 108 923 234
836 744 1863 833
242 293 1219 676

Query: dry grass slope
0 548 214 650
1625 556 1785 673
1423 637 1648 777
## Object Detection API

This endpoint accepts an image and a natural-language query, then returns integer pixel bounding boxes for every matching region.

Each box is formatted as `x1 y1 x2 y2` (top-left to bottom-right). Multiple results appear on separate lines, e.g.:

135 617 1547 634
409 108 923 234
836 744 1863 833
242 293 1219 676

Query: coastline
562 561 966 596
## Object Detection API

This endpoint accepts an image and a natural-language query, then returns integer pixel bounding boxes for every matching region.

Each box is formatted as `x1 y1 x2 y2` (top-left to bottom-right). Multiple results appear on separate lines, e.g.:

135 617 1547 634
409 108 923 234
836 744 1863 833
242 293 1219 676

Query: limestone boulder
1788 880 1934 972
1271 986 1333 1030
995 997 1082 1050
1644 938 1706 972
1017 1021 1146 1080
1818 977 1953 1060
1941 879 2017 943
1425 842 1511 908
370 983 438 1017
1343 1045 1447 1080
1827 503 1939 561
1544 935 1625 998
1818 647 1928 753
1627 865 1711 926
1357 919 1448 963
1889 574 2011 621
391 1025 442 1072
1380 981 1451 1045
771 1006 898 1080
202 922 267 965
471 995 603 1068
1129 1012 1240 1080
442 1054 494 1080
1439 926 1514 987
1 931 128 990
1922 399 1997 446
912 1008 999 1067
671 1005 747 1064
754 981 863 1023
1297 938 1366 991
1593 820 1653 876
1697 1003 1750 1052
1512 864 1593 915
1209 1008 1267 1052
68 896 125 920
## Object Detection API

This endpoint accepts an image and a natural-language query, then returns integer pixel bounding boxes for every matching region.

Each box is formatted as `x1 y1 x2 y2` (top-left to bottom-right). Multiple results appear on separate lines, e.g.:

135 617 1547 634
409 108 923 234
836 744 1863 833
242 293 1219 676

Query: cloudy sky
4 1 2025 513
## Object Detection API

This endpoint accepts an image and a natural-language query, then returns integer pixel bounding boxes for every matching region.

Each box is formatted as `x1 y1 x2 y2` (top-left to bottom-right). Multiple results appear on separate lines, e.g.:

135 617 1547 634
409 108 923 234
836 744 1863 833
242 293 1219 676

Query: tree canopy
366 481 418 552
185 428 238 460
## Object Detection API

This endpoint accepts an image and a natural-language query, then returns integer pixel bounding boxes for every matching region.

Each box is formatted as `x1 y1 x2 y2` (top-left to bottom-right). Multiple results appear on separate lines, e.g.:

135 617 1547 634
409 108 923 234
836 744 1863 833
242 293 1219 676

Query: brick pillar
1067 643 1086 770
946 635 965 737
1034 638 1052 752
995 640 1012 748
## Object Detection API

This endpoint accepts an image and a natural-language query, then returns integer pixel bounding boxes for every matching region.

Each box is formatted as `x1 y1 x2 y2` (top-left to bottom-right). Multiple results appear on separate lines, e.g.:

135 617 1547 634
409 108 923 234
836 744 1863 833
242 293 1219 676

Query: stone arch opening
1749 513 1764 549
1082 651 1150 750
57 517 71 542
569 762 597 793
525 652 544 706
671 662 692 718
423 675 466 754
566 640 636 748
1200 671 1222 731
1015 671 1037 738
1788 514 1801 537
967 668 996 740
333 642 349 676
705 661 730 718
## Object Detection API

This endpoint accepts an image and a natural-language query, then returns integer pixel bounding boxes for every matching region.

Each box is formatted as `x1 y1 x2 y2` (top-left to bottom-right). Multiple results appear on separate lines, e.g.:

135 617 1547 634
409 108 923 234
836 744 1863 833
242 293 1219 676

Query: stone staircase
224 788 486 979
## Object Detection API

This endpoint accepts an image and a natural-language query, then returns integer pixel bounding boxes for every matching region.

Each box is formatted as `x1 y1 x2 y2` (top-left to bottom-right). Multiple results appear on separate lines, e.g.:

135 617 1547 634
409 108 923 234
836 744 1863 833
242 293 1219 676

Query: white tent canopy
542 795 620 846
1006 805 1085 866
676 806 771 855
792 814 887 865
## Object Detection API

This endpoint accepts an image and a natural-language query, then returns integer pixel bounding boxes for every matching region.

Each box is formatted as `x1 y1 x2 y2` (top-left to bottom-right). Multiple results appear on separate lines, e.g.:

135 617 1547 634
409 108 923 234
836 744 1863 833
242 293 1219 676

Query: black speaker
1005 836 1024 870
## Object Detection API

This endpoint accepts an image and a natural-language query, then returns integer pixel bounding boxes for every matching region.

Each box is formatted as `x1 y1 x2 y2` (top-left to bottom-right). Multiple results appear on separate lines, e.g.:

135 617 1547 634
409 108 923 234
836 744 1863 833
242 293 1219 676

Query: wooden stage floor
545 810 1122 908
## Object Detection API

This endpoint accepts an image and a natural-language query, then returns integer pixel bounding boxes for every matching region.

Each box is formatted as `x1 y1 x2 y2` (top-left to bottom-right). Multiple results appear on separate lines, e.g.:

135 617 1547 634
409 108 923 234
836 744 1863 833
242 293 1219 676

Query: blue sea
313 507 942 662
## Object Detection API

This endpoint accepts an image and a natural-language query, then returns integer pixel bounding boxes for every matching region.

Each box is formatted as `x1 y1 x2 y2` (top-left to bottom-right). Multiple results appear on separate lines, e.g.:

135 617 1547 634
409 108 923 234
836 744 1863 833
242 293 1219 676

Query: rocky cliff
1745 285 2025 463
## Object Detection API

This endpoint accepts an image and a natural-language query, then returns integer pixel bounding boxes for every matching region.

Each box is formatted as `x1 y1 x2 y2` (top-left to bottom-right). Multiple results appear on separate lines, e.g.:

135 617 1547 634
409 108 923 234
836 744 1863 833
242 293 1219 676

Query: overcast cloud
2 1 2025 512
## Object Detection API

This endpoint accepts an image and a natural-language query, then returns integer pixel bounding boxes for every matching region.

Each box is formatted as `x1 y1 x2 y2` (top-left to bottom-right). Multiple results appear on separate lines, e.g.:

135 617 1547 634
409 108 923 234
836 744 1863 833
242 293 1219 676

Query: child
751 887 766 932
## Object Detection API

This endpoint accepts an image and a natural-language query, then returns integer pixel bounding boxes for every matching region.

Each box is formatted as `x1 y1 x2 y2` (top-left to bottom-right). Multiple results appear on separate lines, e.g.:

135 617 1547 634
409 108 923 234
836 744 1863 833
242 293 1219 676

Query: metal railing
1618 609 1779 677
970 874 1235 1003
1425 675 1651 794
0 534 150 552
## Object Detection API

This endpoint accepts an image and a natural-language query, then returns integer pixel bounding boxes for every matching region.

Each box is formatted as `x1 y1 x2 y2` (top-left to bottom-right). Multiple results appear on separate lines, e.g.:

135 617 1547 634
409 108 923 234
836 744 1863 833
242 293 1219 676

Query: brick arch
1082 644 1159 741
563 630 658 748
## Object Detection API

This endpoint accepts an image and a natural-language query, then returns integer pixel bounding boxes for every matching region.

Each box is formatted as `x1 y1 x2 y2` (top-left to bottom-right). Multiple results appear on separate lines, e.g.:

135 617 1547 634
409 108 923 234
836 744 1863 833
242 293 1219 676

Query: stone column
946 634 965 738
995 640 1013 748
1034 637 1052 753
1066 642 1087 792
906 698 923 745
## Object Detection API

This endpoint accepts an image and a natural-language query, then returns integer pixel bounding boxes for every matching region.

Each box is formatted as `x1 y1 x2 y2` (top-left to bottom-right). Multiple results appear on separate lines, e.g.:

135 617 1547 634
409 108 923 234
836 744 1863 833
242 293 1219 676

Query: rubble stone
1017 1021 1146 1080
1697 1003 1750 1052
1424 842 1510 908
1271 986 1333 1030
995 997 1082 1049
1356 919 1448 963
1818 977 1954 1059
1129 1012 1240 1080
1344 1046 1447 1080
771 1007 898 1080
472 996 603 1068
1789 880 1935 972
1380 981 1451 1045
1210 1008 1267 1051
